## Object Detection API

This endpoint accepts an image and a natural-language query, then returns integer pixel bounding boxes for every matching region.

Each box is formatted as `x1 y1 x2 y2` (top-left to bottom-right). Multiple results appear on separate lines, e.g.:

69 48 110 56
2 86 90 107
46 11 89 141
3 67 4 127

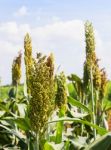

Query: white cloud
52 16 61 22
14 6 28 17
31 20 85 76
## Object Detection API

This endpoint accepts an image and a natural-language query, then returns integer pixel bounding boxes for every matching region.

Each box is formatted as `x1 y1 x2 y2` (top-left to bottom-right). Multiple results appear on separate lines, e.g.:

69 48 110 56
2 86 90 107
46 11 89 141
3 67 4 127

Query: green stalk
14 83 18 145
96 90 100 125
46 118 50 141
90 66 96 140
55 107 65 144
16 83 18 99
24 76 28 97
34 133 39 150
26 132 31 150
80 96 84 136
36 133 39 150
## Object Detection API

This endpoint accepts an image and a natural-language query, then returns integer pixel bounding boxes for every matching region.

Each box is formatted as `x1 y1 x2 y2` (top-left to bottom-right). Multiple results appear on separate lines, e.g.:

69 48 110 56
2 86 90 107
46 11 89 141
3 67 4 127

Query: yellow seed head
93 60 101 90
29 54 55 133
83 21 100 91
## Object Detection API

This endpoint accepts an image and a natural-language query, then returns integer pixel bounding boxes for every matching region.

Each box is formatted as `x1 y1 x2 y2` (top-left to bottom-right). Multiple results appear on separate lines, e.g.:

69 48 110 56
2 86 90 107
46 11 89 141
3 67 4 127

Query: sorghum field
1 21 111 150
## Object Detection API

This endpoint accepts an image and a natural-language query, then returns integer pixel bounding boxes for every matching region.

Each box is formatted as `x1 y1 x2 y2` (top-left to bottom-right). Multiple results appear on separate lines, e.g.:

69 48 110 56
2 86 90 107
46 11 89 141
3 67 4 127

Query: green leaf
2 117 31 131
13 117 31 131
67 74 83 97
44 142 64 150
64 140 70 150
50 136 56 142
85 132 111 150
55 121 63 144
44 142 55 150
68 96 92 114
0 103 9 112
67 83 77 98
68 74 82 84
48 117 107 135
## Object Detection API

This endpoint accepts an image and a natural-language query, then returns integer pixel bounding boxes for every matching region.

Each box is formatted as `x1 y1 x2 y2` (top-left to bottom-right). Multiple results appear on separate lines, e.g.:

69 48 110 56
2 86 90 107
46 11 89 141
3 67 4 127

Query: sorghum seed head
24 33 32 94
55 72 67 110
12 51 22 86
29 53 55 133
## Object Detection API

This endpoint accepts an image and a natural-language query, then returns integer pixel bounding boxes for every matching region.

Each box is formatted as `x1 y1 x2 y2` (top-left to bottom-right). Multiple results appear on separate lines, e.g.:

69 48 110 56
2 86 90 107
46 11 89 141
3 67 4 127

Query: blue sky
0 0 111 85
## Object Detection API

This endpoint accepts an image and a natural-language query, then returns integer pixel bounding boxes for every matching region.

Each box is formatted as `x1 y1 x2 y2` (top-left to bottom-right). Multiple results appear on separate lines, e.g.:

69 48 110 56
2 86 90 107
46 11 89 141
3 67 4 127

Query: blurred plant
12 51 22 86
12 51 22 99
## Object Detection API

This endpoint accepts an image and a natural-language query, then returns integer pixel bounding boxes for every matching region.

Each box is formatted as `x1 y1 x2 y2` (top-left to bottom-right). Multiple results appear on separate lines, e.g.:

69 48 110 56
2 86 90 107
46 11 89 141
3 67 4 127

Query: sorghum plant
83 21 101 139
83 21 109 139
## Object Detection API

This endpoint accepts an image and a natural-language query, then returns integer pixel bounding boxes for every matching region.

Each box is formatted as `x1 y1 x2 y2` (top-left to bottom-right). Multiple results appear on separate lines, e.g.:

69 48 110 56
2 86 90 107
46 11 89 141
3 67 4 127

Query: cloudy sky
0 0 111 85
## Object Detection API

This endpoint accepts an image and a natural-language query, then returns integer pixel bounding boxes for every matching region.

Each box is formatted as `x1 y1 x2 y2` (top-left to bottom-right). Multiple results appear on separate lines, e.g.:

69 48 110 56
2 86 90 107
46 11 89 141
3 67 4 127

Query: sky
0 0 111 85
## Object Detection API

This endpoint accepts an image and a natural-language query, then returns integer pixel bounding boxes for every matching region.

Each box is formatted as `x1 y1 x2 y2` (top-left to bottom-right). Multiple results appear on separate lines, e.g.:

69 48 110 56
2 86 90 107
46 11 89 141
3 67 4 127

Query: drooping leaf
48 117 107 135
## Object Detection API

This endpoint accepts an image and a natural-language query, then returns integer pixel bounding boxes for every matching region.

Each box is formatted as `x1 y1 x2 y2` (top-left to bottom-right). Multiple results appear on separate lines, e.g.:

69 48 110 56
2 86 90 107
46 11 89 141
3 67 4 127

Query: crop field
0 21 111 150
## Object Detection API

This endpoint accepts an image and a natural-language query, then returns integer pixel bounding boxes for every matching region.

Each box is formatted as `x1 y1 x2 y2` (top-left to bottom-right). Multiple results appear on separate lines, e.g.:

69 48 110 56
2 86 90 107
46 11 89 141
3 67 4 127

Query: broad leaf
85 132 111 150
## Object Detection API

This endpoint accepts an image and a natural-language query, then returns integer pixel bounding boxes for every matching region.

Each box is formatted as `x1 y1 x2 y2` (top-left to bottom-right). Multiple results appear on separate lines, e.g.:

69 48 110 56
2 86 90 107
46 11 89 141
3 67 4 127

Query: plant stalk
35 133 39 150
90 66 96 140
16 83 18 99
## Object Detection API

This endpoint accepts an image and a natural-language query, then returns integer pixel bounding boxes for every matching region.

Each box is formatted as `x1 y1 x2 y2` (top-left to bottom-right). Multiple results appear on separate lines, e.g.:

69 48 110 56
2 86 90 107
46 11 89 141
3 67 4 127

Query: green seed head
24 33 32 94
24 33 32 59
55 72 67 110
85 21 95 54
